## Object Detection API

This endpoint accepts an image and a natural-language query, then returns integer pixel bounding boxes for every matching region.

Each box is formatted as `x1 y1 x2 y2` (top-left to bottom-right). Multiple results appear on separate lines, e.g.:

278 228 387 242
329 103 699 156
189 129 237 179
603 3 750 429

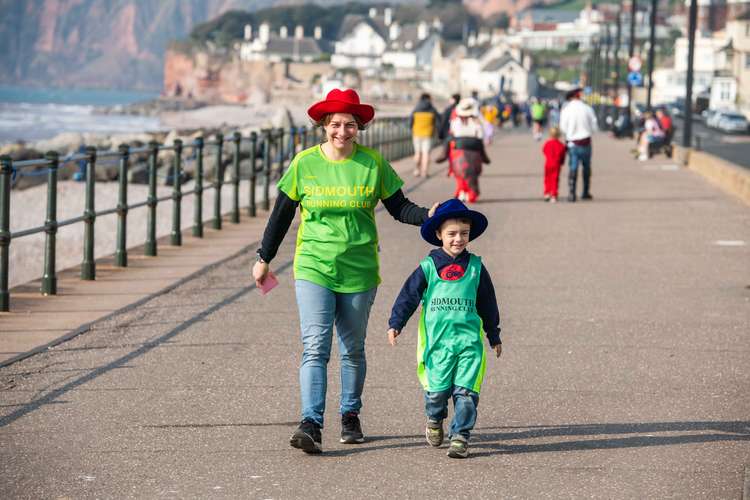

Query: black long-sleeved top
388 248 501 346
258 189 429 263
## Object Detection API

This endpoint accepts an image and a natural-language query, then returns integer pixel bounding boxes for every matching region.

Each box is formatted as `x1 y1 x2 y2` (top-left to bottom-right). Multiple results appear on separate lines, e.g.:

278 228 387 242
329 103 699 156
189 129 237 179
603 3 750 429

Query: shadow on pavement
480 173 539 179
474 198 544 204
322 420 749 457
469 420 750 457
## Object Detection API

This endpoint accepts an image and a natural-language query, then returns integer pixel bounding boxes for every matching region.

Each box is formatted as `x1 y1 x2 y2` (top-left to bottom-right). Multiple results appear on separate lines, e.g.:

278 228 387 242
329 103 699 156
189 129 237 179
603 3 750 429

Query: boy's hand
387 328 400 346
493 344 502 358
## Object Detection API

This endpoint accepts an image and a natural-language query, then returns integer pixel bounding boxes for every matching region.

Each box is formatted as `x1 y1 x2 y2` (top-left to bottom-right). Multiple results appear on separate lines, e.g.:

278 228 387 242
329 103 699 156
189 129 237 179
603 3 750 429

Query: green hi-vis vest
417 254 487 393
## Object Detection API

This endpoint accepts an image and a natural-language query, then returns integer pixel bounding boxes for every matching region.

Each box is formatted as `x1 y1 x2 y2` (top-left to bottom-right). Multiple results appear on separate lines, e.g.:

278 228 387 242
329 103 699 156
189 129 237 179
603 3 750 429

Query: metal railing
0 116 414 311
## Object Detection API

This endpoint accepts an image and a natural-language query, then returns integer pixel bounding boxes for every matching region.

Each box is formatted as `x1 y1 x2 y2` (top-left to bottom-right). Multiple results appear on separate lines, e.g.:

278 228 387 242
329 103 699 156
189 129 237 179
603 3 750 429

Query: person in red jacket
542 127 566 203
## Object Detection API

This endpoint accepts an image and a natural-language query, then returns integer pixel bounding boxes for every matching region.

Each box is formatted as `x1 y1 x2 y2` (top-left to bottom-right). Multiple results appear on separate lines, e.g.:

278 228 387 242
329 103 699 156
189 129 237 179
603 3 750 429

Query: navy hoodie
388 248 501 346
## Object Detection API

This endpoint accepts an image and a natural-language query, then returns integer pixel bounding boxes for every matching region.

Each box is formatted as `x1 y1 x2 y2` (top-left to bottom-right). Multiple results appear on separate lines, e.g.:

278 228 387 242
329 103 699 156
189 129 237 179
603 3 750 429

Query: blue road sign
627 71 643 87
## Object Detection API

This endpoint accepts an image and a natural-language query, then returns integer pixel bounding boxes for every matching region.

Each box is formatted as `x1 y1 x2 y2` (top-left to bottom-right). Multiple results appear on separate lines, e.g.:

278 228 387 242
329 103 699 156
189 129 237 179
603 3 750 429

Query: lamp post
627 0 637 122
682 0 698 151
614 6 622 113
646 0 658 109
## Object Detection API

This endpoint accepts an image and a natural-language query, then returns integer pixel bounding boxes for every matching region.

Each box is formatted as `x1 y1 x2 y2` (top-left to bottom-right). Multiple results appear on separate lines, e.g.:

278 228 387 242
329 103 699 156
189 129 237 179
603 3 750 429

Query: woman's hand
493 344 502 358
387 328 400 346
252 260 270 288
428 202 439 218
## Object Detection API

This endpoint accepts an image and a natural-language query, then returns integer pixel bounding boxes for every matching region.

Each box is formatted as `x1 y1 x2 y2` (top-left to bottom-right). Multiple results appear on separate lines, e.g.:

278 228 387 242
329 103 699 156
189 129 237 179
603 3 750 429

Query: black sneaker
340 412 365 444
581 193 593 200
290 420 322 454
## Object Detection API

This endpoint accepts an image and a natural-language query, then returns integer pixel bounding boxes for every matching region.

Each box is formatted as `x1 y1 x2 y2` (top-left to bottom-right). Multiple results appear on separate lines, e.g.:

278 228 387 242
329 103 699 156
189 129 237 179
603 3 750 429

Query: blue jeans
568 143 592 195
424 386 479 441
295 279 377 427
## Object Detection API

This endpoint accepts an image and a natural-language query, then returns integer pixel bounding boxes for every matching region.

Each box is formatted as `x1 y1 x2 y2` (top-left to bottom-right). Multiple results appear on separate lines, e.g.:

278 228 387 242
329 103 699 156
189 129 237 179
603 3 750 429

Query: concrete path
1 131 748 499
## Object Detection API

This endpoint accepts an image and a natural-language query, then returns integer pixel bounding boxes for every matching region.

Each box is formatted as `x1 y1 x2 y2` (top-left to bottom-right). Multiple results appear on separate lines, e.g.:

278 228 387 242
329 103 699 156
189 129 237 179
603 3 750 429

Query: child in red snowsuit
542 127 566 202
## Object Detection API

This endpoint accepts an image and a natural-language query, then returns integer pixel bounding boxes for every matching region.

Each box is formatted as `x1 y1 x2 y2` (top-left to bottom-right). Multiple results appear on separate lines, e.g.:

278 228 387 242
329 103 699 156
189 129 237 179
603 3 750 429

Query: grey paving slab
0 132 748 499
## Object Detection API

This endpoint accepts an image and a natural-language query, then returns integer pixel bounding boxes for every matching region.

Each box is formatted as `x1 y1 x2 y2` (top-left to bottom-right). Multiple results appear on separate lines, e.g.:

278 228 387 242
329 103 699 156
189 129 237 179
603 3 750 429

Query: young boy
542 126 566 203
387 199 502 459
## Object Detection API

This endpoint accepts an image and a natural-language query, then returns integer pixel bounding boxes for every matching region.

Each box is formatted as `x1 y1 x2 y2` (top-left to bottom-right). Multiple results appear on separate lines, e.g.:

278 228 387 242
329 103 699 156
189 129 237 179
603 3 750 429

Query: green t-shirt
531 102 546 120
277 143 404 293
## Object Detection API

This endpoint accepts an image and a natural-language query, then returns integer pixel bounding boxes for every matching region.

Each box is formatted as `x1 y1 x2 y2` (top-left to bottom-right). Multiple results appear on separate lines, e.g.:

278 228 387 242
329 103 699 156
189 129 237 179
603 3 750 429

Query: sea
0 85 163 145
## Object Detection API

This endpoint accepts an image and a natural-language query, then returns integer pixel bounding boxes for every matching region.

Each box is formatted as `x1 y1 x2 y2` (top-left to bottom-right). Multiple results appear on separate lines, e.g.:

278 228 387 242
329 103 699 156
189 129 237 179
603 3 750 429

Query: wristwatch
255 249 267 264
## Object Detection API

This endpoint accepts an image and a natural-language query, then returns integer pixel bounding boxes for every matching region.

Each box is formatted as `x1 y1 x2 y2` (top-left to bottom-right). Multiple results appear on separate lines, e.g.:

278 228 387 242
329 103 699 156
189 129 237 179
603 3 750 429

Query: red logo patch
440 264 465 281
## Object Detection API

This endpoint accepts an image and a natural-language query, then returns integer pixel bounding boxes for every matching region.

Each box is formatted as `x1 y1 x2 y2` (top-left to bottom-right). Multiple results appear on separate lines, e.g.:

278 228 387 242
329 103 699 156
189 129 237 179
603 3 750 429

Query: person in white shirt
559 88 598 202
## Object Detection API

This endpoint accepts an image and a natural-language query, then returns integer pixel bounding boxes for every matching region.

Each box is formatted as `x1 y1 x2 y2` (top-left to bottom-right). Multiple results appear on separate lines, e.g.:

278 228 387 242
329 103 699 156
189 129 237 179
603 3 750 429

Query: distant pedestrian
480 102 498 144
252 88 438 454
548 100 561 128
387 199 502 459
637 111 665 161
438 93 460 142
542 126 566 203
409 93 440 177
446 98 490 203
559 87 598 202
531 98 546 140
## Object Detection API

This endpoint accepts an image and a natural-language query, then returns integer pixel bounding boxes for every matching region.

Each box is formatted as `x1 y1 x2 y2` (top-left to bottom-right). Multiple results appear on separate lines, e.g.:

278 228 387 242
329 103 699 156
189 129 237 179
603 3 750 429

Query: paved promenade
1 131 748 499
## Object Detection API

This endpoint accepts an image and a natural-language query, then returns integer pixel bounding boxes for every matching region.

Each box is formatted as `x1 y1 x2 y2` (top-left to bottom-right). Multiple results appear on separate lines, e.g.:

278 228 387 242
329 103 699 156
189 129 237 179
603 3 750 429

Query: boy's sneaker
290 419 322 454
447 437 469 459
425 420 444 447
340 412 365 444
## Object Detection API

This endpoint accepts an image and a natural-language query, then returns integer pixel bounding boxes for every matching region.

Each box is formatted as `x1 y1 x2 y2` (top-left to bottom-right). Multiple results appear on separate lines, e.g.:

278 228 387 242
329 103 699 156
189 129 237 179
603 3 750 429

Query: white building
331 11 390 73
381 21 443 79
240 22 326 63
652 31 737 108
455 43 534 101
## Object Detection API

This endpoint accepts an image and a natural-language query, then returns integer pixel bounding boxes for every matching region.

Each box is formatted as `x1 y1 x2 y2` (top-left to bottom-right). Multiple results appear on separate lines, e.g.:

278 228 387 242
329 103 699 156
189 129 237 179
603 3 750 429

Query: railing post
290 125 297 158
81 147 97 280
213 133 224 230
171 139 183 246
248 131 257 217
41 151 59 295
115 144 129 267
262 129 271 211
300 125 308 151
145 141 159 255
193 137 204 237
0 156 11 311
276 127 285 177
231 131 241 224
273 128 284 179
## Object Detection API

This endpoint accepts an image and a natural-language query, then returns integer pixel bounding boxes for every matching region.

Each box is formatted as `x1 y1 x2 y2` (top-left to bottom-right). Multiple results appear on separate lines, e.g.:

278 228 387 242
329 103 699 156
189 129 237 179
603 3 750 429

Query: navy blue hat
420 199 489 246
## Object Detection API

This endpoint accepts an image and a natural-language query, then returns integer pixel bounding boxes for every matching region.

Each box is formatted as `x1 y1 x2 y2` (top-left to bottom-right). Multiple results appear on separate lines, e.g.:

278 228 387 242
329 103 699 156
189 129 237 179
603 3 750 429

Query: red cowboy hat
307 88 375 124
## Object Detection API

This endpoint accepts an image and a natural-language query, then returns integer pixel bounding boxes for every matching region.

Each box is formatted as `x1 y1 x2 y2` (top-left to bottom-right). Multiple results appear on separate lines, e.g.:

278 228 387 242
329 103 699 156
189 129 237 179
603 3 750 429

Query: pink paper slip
258 271 279 295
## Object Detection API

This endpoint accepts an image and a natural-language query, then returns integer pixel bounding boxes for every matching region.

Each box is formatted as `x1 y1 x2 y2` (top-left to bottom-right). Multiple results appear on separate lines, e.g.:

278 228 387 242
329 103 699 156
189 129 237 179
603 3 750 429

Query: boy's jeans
424 385 480 441
295 279 377 428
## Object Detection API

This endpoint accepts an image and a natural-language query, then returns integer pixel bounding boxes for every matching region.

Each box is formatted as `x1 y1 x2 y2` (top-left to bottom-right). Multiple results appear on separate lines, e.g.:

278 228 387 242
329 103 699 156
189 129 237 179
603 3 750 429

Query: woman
637 111 665 161
251 88 437 454
448 98 490 203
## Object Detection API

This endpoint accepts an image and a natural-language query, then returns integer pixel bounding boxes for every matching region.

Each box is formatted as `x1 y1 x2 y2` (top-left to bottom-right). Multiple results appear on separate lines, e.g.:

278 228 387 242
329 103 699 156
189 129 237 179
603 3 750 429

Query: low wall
676 146 750 206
